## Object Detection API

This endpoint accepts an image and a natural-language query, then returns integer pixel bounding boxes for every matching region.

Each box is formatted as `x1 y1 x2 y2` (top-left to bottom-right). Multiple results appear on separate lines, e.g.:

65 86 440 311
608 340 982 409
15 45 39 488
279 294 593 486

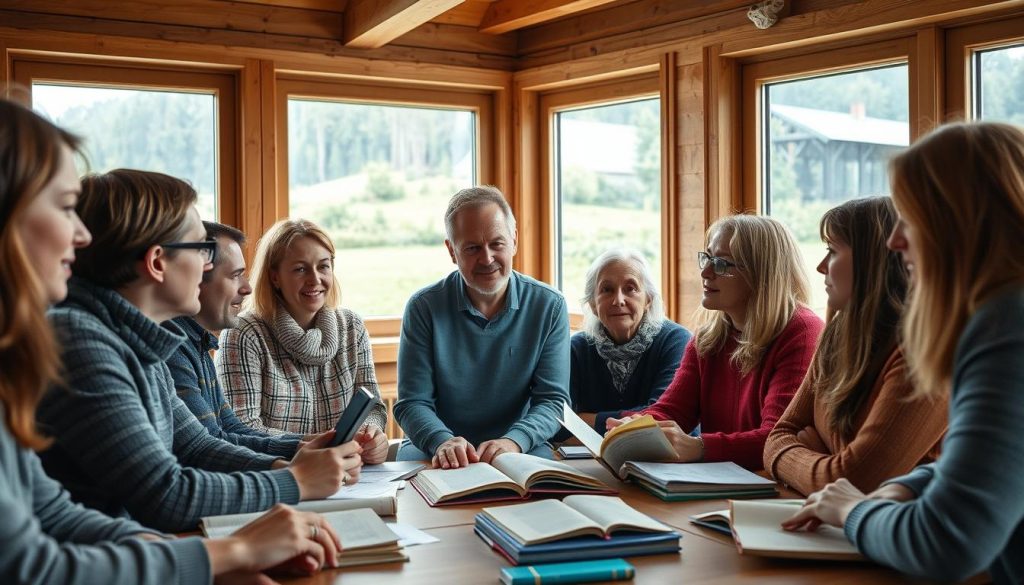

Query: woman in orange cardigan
763 196 947 496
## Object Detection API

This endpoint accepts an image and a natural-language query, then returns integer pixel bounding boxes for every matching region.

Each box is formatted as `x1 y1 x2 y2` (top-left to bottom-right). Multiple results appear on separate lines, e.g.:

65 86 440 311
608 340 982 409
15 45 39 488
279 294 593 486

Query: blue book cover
499 558 635 584
475 515 680 565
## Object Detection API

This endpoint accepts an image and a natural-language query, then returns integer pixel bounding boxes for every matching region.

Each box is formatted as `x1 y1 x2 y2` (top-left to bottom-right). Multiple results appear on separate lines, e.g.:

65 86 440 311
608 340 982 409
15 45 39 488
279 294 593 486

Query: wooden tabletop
276 459 941 584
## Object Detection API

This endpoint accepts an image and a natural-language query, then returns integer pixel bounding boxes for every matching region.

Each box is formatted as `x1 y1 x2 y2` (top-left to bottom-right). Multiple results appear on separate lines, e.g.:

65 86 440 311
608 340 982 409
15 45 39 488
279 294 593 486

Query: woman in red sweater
608 215 823 470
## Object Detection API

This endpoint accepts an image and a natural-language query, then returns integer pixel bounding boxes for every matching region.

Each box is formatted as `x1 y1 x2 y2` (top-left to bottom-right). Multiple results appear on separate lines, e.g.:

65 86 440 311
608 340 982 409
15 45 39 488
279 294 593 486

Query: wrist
695 435 705 461
205 537 250 575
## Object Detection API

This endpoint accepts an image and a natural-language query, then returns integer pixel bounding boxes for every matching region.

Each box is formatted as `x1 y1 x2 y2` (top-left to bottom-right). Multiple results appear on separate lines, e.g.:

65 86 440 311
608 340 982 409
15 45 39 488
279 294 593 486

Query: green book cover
500 558 635 585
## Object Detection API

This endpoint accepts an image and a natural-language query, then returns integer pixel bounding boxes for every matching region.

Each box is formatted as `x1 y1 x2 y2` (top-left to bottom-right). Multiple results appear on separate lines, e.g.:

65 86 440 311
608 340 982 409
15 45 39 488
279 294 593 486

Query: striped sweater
37 278 300 532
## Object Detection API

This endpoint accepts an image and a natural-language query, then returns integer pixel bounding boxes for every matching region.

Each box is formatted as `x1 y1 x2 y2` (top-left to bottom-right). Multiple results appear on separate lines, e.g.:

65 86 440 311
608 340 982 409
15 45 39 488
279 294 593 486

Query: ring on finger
309 523 319 539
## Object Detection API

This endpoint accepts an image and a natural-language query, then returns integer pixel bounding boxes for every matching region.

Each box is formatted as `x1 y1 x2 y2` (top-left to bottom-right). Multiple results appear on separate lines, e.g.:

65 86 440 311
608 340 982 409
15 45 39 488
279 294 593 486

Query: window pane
975 44 1024 124
32 84 219 220
287 99 475 317
763 65 909 314
554 98 661 312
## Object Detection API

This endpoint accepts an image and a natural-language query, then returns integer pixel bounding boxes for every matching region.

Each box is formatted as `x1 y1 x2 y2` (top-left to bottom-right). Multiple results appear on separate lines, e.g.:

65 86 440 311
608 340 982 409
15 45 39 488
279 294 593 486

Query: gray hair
444 185 517 241
581 247 665 338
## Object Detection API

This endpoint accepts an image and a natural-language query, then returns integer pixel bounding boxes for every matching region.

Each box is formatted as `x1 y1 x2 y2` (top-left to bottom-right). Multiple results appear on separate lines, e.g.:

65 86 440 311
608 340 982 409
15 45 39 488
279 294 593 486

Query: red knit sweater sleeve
701 307 824 470
628 339 701 432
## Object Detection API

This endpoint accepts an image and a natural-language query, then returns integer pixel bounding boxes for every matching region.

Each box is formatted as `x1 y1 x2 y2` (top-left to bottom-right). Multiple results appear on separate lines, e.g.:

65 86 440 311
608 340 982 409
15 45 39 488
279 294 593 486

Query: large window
285 96 479 317
973 43 1024 123
32 84 219 220
13 59 237 224
754 61 909 314
551 98 662 311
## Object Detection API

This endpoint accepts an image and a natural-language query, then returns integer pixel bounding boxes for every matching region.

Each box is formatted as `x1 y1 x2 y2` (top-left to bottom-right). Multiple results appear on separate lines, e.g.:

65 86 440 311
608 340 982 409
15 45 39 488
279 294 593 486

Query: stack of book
622 461 778 501
410 452 615 506
201 507 409 567
474 495 681 565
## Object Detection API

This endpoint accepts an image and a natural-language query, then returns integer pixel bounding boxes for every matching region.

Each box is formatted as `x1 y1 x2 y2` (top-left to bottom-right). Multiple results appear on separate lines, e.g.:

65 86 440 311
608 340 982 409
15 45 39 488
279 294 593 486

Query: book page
600 425 677 477
559 402 605 456
330 508 400 551
482 499 602 545
730 500 861 559
491 452 605 490
415 462 524 500
562 495 671 534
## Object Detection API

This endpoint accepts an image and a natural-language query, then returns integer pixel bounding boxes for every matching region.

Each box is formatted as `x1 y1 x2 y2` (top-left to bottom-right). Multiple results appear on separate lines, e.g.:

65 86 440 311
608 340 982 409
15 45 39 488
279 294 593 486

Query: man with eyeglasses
165 221 303 458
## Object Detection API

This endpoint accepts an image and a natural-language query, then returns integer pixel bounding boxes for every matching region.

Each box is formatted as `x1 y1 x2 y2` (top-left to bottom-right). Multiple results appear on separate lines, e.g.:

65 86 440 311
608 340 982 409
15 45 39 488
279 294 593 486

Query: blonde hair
807 197 909 437
693 215 811 374
891 121 1024 396
246 218 341 320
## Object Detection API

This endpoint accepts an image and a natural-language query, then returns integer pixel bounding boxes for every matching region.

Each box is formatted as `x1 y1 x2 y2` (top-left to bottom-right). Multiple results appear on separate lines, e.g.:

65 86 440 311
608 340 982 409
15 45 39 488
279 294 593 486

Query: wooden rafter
344 0 467 49
478 0 620 35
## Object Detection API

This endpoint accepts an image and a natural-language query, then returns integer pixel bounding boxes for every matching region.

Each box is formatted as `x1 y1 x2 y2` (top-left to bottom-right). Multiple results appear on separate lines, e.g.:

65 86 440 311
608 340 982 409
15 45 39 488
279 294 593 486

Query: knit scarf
592 315 662 394
271 304 339 366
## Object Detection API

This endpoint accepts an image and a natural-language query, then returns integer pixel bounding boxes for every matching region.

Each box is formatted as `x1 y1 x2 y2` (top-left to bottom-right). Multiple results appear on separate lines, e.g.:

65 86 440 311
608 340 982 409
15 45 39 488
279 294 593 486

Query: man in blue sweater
394 186 570 468
167 221 302 458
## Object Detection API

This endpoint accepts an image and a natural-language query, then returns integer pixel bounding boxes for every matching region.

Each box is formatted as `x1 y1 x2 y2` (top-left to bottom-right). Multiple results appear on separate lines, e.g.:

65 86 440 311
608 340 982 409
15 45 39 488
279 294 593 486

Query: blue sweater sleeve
502 296 571 453
844 294 1024 582
39 316 300 532
394 295 454 456
0 430 211 585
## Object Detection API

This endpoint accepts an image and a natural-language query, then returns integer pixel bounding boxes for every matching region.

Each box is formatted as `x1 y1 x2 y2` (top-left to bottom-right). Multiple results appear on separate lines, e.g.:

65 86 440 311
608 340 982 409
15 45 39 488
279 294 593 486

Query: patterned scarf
271 303 339 366
591 315 663 394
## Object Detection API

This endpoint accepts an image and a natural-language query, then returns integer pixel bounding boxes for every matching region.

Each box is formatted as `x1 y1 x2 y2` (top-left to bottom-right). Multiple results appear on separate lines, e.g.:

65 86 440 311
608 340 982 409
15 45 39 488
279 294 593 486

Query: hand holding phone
328 386 378 447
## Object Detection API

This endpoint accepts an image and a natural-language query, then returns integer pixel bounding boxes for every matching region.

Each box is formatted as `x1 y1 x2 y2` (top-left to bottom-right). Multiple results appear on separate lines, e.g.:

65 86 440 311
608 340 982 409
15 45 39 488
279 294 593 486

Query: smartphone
328 386 377 447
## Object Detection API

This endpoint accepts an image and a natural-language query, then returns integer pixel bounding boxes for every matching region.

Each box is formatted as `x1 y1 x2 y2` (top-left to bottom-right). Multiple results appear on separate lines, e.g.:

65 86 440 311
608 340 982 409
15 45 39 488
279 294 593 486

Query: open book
296 479 400 516
622 461 777 500
475 496 680 565
481 495 672 545
409 452 615 506
559 402 678 479
202 508 409 567
692 499 862 560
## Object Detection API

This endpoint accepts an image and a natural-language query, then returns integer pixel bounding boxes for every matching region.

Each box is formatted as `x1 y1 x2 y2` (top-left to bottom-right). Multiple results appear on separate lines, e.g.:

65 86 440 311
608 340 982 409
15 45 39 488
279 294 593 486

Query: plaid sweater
168 316 301 458
216 306 387 435
0 404 210 585
38 278 300 532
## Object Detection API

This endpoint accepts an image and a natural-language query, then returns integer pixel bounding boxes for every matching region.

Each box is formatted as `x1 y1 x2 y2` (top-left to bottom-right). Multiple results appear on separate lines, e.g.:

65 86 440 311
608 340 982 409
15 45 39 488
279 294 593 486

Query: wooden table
279 460 940 584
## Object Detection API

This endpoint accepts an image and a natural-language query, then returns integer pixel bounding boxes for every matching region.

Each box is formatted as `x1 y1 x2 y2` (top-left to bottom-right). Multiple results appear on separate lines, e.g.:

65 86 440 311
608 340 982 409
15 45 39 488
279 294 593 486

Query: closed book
499 558 635 584
622 461 778 496
410 452 614 506
635 477 777 502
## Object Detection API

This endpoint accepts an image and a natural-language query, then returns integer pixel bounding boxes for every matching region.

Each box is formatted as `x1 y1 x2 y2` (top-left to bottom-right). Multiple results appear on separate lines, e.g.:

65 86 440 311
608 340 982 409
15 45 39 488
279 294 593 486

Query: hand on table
476 438 522 464
432 436 479 469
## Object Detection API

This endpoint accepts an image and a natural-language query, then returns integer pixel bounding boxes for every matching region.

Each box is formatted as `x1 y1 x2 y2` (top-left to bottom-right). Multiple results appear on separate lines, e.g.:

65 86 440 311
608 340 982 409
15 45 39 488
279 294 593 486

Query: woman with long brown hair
764 196 947 495
784 121 1024 584
0 96 344 583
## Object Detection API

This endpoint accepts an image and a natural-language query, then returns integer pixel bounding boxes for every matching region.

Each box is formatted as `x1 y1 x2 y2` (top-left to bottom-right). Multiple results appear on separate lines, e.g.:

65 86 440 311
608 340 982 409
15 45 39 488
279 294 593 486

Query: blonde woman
783 122 1024 584
217 219 389 464
764 197 947 495
607 215 823 470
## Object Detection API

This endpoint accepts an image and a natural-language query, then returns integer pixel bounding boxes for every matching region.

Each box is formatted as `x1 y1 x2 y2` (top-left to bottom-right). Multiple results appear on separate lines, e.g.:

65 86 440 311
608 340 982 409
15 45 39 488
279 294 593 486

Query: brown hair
693 215 811 374
245 218 341 320
75 169 197 288
891 121 1024 395
806 197 909 437
0 96 81 449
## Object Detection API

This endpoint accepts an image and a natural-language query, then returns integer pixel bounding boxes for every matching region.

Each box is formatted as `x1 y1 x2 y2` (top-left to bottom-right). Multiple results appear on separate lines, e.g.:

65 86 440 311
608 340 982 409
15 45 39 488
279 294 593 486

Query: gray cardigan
37 278 300 532
845 287 1024 584
0 404 211 584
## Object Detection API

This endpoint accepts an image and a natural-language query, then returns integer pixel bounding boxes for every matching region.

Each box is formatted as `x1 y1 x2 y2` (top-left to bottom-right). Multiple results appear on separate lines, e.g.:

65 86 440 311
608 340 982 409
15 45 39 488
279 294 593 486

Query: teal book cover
499 558 635 585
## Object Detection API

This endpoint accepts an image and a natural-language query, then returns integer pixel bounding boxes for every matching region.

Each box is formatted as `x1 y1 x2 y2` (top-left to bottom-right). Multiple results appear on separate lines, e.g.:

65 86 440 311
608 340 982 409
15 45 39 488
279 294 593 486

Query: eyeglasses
697 251 739 276
161 238 217 264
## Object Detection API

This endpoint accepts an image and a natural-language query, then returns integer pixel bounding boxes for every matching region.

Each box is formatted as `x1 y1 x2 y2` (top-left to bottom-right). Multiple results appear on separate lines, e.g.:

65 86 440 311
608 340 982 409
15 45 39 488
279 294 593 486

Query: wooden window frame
274 74 496 337
536 72 679 325
739 36 920 214
945 14 1024 121
12 56 240 227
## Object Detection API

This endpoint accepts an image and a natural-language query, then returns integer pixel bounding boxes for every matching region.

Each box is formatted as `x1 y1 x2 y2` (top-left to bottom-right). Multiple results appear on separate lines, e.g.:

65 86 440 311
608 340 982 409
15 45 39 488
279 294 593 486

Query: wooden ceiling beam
344 0 466 49
478 0 620 35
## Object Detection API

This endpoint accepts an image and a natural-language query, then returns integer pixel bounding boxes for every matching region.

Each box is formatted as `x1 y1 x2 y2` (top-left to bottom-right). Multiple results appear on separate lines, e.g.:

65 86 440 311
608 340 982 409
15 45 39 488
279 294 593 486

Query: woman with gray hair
562 248 692 437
